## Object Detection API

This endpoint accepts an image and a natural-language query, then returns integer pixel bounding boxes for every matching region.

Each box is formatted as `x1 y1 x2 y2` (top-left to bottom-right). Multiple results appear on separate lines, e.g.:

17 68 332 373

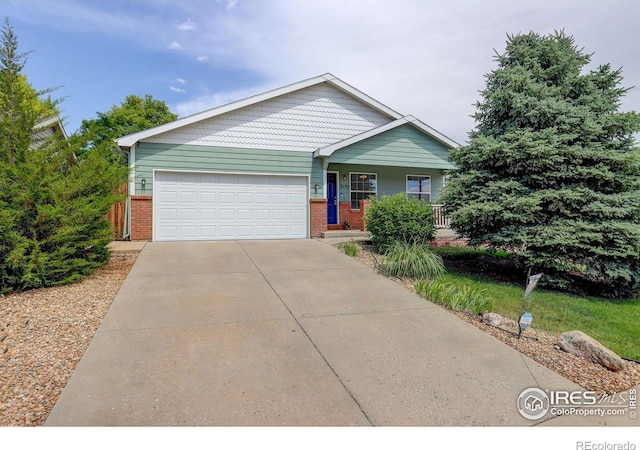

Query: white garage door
154 171 308 241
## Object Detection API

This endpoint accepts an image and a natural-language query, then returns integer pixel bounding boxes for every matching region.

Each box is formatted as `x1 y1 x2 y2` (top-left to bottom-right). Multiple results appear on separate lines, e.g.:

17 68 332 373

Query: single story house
116 73 458 241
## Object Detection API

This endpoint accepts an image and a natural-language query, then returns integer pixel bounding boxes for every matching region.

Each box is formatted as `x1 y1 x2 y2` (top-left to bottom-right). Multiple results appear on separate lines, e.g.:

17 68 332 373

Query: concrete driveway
46 239 585 426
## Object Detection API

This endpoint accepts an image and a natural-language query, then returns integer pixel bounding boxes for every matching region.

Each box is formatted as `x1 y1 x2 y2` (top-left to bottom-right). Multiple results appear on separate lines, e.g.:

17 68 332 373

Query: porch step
321 230 372 240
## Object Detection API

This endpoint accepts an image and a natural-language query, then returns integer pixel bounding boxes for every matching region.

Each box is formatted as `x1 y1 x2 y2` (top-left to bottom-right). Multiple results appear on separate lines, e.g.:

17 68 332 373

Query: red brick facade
338 200 370 231
309 198 328 238
130 195 152 240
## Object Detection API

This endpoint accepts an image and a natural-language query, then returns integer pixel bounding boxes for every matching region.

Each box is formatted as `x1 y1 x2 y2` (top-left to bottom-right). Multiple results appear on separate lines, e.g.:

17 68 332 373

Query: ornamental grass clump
338 240 359 257
378 242 445 280
414 279 492 315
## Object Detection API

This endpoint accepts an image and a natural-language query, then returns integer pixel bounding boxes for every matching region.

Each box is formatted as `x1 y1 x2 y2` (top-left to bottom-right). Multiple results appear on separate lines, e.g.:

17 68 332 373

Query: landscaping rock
481 312 501 327
557 330 625 372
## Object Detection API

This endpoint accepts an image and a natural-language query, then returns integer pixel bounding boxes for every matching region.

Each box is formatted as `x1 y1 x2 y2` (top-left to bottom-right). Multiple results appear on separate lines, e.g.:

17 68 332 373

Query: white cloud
177 18 197 31
169 86 187 94
175 78 186 85
196 56 210 63
167 41 183 50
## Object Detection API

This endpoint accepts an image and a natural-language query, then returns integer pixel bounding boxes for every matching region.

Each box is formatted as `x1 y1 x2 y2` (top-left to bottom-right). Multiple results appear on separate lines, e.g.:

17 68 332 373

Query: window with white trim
406 175 431 202
350 173 377 209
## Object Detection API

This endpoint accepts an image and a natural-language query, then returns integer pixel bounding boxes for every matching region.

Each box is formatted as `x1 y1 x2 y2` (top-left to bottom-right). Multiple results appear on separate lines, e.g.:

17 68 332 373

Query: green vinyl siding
328 124 455 169
327 163 447 206
134 142 323 197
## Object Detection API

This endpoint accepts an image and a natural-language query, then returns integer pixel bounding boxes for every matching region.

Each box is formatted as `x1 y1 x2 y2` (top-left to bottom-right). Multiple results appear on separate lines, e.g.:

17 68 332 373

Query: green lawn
431 247 640 361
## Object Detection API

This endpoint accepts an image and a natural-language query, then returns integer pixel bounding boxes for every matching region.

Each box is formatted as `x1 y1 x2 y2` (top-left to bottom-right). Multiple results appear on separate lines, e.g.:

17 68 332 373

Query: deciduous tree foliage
0 19 128 293
440 31 640 298
76 93 178 156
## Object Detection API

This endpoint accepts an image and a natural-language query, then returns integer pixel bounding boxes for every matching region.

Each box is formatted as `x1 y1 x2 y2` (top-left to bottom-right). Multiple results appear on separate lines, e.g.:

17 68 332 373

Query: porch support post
321 157 329 199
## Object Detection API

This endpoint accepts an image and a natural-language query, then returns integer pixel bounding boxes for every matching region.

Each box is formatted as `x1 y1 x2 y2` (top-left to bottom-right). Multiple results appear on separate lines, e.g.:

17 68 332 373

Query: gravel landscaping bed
346 243 640 395
0 252 138 426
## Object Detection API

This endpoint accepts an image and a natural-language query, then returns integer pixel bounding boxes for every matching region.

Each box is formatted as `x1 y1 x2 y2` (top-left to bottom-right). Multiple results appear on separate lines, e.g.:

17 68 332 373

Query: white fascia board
314 118 410 157
116 74 334 148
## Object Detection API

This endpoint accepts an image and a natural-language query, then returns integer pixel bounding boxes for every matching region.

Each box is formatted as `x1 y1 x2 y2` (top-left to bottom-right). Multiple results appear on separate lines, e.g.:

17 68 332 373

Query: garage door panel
199 192 216 203
157 208 178 220
255 209 270 220
272 193 288 204
289 208 307 220
158 191 178 203
218 209 235 220
180 209 198 220
218 192 235 203
289 193 306 204
180 191 197 203
237 209 253 220
155 172 308 241
200 209 216 220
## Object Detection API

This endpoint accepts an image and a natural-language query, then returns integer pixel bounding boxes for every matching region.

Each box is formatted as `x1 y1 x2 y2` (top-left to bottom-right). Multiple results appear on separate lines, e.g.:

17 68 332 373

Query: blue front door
327 173 338 225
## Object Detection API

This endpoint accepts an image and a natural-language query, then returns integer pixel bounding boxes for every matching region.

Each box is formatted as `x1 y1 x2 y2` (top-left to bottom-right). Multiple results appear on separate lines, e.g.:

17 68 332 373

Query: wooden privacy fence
106 183 128 240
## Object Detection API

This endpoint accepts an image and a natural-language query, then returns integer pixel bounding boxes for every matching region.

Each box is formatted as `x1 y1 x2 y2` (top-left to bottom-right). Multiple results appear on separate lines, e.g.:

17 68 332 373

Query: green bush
378 242 445 280
364 193 436 252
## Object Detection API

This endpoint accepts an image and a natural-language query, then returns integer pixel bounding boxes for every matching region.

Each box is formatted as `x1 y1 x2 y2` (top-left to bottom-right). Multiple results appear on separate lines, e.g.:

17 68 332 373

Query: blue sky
3 0 640 145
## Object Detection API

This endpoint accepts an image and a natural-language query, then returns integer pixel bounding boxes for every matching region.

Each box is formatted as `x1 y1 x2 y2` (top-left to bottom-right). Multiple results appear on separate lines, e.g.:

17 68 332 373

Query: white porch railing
432 204 450 229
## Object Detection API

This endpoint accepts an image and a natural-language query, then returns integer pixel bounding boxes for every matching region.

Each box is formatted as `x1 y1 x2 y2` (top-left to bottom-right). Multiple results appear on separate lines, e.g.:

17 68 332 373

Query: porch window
407 175 431 202
350 173 377 209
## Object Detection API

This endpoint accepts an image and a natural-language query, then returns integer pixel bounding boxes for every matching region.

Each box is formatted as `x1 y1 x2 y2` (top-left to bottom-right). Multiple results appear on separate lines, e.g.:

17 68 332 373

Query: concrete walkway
46 240 635 426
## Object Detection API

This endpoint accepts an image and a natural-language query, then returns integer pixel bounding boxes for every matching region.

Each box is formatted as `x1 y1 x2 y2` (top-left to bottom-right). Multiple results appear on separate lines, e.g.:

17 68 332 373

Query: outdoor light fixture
342 175 347 181
141 178 146 188
314 183 319 192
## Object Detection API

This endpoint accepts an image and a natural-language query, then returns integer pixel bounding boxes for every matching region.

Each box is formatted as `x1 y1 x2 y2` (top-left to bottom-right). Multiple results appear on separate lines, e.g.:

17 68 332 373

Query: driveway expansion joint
238 241 376 426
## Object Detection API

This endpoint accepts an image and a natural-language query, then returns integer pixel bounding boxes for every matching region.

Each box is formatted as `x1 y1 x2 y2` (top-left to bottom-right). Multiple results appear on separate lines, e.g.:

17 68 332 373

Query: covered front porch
308 117 458 239
309 163 452 238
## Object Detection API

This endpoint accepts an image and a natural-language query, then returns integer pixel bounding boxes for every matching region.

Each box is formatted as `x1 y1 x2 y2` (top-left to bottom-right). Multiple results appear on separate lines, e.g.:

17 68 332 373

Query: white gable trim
116 73 402 149
313 116 459 158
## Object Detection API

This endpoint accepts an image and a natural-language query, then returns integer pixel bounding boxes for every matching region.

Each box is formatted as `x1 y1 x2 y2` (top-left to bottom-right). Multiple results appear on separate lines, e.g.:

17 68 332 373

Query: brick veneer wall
130 195 152 240
338 200 370 231
309 198 328 238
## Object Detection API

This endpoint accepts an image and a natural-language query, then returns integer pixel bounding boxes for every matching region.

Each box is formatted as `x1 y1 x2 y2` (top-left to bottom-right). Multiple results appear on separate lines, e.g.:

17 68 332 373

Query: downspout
119 145 134 240
122 196 130 240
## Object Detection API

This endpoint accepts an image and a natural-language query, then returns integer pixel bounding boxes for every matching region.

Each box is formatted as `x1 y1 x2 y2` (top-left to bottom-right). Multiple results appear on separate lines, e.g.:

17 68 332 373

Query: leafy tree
76 93 178 155
0 19 128 293
440 31 640 298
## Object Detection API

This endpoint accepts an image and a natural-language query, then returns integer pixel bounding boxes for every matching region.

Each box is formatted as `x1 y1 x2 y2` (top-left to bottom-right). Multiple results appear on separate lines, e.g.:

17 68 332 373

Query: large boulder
556 330 625 372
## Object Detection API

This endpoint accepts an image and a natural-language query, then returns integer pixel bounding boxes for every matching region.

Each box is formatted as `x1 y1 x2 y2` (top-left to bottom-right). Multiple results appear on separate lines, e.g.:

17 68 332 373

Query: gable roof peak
116 73 402 149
